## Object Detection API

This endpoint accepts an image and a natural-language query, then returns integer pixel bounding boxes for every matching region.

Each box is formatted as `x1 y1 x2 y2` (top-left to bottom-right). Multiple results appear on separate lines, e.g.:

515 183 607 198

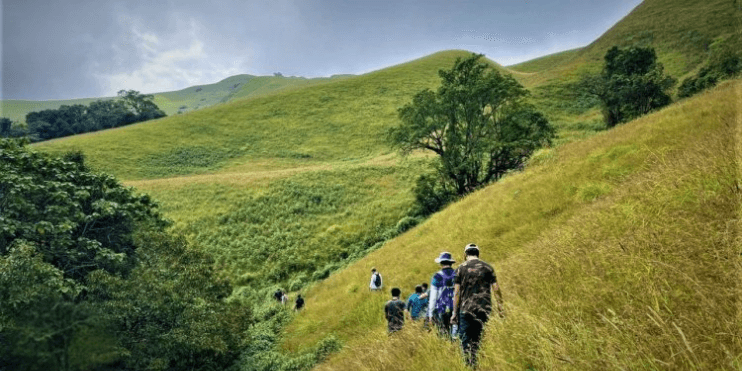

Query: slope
31 50 484 293
510 0 741 86
1 73 351 122
34 50 486 180
282 79 742 370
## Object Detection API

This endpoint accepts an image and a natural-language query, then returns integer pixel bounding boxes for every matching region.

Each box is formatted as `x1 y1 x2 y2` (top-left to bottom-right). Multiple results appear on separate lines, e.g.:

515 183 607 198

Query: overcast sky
2 0 643 101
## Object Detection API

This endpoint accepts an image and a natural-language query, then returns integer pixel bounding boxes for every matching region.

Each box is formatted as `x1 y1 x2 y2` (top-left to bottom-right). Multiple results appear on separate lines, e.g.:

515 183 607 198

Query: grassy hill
33 50 482 293
281 79 742 370
510 0 741 86
0 74 352 122
27 0 742 368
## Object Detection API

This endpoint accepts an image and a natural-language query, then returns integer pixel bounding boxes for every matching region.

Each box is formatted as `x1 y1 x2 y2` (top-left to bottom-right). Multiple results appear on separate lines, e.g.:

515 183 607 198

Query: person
370 268 383 291
419 282 429 314
280 291 288 305
274 289 284 303
295 294 305 311
450 243 504 368
426 252 457 338
384 287 406 334
406 285 425 321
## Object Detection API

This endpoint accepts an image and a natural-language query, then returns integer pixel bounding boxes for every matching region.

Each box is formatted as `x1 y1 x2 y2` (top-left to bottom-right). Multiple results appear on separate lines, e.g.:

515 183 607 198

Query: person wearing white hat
426 251 457 338
451 243 504 368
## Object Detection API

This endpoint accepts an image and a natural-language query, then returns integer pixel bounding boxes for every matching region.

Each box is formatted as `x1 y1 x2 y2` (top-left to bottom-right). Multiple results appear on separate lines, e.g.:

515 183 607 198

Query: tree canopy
390 53 554 197
24 90 166 142
586 46 675 127
0 139 249 370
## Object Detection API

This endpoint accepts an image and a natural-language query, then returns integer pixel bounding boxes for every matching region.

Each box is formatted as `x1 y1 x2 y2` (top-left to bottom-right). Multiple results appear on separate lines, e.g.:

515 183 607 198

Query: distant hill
0 73 353 123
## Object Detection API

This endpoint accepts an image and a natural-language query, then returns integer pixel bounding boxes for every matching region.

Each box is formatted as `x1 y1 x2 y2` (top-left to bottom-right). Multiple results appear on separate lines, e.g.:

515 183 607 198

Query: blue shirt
406 293 424 319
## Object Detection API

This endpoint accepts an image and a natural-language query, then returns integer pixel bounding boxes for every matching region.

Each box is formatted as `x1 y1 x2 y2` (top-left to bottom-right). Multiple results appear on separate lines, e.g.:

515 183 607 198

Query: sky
1 0 643 101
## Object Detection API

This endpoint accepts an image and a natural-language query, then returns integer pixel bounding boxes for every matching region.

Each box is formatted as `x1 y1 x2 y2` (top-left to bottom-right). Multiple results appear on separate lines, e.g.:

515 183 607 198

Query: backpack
434 269 455 314
374 273 382 288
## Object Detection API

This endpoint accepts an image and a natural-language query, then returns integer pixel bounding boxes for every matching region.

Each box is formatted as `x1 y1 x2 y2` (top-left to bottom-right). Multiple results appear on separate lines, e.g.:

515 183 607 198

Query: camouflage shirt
384 299 406 332
454 258 497 316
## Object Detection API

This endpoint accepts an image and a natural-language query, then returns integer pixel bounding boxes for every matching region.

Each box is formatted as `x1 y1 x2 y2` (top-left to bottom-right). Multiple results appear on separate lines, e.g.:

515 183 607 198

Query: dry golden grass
282 80 742 370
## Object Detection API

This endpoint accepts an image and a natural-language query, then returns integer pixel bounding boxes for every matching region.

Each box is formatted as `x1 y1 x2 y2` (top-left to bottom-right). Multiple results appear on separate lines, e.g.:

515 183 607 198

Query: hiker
406 285 425 321
295 294 305 311
384 287 406 334
419 282 430 313
273 289 284 303
370 268 383 291
450 243 504 368
426 252 457 338
281 291 289 305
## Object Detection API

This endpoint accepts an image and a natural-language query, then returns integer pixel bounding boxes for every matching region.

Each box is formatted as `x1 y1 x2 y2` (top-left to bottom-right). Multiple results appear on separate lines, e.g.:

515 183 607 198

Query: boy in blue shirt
406 285 425 320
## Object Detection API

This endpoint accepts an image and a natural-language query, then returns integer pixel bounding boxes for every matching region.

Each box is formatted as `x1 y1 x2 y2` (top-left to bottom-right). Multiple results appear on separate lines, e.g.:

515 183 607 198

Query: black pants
458 311 489 368
434 311 453 338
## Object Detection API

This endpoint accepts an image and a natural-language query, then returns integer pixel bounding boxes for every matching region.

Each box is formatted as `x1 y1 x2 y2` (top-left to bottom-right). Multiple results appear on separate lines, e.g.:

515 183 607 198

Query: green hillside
33 50 479 293
26 0 742 369
283 79 742 370
0 73 351 123
512 0 741 87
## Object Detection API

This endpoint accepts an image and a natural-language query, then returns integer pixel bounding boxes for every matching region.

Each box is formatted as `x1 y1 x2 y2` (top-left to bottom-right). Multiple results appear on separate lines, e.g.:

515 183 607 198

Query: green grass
34 50 473 180
32 50 476 294
282 79 742 370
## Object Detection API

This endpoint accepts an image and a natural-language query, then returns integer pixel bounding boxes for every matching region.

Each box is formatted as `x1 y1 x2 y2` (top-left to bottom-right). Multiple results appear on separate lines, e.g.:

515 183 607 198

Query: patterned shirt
454 259 497 316
384 299 406 332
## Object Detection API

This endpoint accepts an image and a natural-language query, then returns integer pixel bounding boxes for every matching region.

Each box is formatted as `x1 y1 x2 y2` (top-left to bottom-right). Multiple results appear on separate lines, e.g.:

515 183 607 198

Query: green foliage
24 91 166 142
409 173 456 217
116 90 167 121
0 138 166 280
0 139 250 370
390 53 555 196
0 240 87 370
87 229 250 370
678 35 742 98
584 46 675 127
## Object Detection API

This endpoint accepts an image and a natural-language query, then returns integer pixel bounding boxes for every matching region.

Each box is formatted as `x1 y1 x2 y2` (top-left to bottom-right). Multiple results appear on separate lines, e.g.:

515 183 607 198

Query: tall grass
282 80 742 370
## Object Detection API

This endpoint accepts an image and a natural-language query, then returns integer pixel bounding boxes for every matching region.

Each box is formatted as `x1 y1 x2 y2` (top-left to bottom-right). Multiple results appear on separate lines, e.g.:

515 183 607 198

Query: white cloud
95 17 248 96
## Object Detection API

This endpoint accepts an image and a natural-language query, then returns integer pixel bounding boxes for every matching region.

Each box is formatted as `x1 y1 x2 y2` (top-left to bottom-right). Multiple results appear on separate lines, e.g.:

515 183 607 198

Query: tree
586 46 675 127
389 53 554 196
0 139 248 370
678 35 741 98
117 90 166 122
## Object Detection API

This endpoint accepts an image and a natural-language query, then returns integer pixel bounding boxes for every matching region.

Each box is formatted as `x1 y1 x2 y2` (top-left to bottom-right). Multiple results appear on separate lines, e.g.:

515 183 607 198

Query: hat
434 252 455 264
464 243 479 252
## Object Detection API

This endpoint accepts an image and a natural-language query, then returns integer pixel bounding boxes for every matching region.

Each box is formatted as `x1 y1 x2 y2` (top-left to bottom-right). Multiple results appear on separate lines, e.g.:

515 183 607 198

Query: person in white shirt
369 267 383 291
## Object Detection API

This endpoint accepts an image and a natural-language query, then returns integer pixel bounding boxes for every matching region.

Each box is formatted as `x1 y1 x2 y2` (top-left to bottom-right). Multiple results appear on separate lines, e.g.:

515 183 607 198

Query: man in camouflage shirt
384 287 406 334
450 243 504 368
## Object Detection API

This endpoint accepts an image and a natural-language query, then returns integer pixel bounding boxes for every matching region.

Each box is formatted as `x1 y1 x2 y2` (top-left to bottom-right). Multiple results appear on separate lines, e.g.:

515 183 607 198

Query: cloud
95 17 247 96
454 30 538 45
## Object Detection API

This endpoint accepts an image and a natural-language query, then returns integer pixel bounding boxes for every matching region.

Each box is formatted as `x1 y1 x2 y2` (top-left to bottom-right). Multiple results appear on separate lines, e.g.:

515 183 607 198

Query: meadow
284 79 742 371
